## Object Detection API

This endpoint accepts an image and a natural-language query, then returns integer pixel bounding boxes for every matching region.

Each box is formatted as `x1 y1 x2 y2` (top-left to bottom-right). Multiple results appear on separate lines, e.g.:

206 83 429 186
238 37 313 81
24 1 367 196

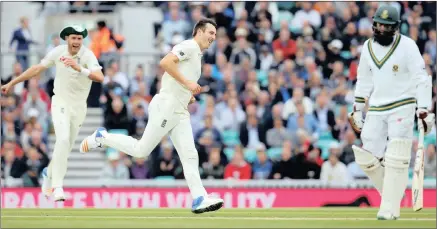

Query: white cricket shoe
191 195 224 214
41 167 52 198
80 127 106 153
377 211 398 220
53 188 65 202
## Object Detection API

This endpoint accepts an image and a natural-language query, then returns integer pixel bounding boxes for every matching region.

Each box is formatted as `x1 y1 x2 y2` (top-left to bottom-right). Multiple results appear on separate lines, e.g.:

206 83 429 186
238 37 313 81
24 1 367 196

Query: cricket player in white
1 25 104 201
80 18 224 214
348 5 435 220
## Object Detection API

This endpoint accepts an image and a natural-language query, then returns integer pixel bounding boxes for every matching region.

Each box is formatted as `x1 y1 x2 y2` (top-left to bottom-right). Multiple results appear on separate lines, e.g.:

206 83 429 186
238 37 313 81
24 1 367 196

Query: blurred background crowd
1 1 436 187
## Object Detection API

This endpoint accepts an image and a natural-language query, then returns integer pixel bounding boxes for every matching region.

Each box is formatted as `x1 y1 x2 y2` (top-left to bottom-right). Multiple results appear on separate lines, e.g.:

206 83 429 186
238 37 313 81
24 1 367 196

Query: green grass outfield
1 208 435 228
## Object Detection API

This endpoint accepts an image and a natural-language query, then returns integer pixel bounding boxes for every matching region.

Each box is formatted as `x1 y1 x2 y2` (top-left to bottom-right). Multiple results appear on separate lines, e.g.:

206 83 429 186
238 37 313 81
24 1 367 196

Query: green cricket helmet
372 5 401 46
373 5 401 25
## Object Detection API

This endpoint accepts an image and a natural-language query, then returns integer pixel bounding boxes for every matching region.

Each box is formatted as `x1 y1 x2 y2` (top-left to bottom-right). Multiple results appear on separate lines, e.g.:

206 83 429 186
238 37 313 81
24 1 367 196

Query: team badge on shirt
392 64 399 72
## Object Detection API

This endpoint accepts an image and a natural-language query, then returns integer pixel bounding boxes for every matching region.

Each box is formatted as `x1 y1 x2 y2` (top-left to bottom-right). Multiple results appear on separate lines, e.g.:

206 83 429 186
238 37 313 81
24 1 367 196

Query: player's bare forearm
9 64 46 86
88 70 104 83
159 53 188 86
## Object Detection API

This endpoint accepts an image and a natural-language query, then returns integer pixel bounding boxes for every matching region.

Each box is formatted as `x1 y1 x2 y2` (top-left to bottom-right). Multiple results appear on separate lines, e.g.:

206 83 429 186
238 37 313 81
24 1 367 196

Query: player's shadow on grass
322 196 372 207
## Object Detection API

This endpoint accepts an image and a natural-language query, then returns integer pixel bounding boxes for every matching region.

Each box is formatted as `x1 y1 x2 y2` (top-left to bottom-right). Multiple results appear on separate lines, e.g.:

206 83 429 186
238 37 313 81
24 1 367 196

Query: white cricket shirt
354 34 430 115
159 39 203 109
40 45 102 106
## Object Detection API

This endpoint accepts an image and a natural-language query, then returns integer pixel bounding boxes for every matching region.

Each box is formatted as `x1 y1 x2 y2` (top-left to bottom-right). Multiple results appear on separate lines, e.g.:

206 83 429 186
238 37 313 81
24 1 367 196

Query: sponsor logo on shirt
161 119 167 128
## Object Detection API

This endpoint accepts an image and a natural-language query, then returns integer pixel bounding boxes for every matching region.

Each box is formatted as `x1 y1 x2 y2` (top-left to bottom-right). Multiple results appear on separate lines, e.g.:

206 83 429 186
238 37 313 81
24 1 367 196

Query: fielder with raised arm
348 5 435 220
80 18 224 214
1 25 104 201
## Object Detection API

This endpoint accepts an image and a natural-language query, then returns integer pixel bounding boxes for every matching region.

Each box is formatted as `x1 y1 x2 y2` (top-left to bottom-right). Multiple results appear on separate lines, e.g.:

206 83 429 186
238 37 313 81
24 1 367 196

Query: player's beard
373 27 396 46
373 33 394 46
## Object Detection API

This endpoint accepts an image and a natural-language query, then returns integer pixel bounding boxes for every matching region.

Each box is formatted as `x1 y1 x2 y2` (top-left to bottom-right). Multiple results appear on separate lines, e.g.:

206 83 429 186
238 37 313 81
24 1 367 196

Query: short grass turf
1 208 435 228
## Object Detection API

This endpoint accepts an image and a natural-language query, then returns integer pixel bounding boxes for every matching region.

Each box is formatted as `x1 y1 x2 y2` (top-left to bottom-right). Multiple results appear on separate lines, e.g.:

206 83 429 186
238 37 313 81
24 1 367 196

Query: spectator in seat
307 145 323 168
358 8 374 38
216 66 235 96
22 90 49 128
334 105 353 141
339 129 358 165
218 97 246 132
263 103 285 130
100 152 130 180
291 2 322 30
161 6 191 45
425 29 436 62
1 136 24 158
282 88 314 120
239 114 266 150
129 64 149 96
198 64 218 98
320 143 351 186
224 145 252 180
270 140 294 179
287 102 319 136
188 6 205 34
424 144 436 179
128 85 149 110
326 40 344 67
22 147 49 187
252 143 273 179
211 52 228 81
256 90 270 119
2 118 19 142
129 157 151 179
102 68 123 97
240 80 260 106
154 142 178 178
104 96 130 131
291 149 320 180
195 115 222 145
229 28 257 68
270 49 285 72
313 92 337 137
272 28 297 59
195 130 215 164
201 144 225 179
1 149 25 179
204 36 233 65
259 44 273 72
2 62 25 95
128 104 148 137
20 122 34 150
105 61 129 92
266 117 290 148
28 130 48 155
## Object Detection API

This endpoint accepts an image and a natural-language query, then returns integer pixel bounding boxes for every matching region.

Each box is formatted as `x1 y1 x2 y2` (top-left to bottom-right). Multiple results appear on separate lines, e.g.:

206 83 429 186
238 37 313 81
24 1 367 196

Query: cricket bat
412 125 425 212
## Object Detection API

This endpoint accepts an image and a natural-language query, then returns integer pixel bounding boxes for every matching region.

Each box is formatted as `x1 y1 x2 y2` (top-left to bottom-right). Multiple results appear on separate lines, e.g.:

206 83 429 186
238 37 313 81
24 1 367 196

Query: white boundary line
1 215 435 221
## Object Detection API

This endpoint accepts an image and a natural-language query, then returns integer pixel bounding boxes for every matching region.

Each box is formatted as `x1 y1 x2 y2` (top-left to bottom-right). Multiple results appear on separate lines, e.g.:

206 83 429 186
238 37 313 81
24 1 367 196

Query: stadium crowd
1 2 436 187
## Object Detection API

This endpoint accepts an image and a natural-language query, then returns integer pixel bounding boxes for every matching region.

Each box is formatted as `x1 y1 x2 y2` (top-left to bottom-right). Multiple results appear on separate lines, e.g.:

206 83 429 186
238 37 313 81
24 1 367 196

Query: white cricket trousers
100 93 208 199
48 96 87 188
361 106 415 158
